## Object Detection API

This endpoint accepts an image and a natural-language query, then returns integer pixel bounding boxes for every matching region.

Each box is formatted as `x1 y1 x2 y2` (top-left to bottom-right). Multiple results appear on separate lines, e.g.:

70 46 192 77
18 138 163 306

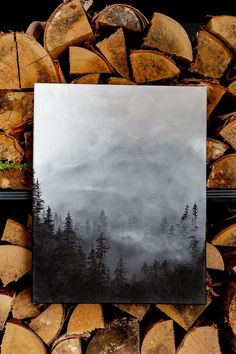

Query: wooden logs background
0 0 236 353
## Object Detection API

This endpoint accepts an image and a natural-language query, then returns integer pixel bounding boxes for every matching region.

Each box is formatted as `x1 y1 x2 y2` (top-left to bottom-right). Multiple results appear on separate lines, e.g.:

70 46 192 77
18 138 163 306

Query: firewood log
69 46 112 75
96 28 130 79
72 73 100 84
130 50 180 84
107 77 135 85
141 320 175 354
211 223 236 247
223 249 236 276
176 326 221 353
190 30 232 79
12 288 41 320
24 131 33 164
113 304 150 321
206 242 225 271
1 219 32 249
0 33 20 89
228 81 236 98
0 133 24 163
1 320 47 354
156 296 212 331
0 91 33 134
26 21 46 40
207 138 228 162
44 0 95 59
0 168 32 189
0 245 31 286
51 334 82 354
29 304 64 345
86 317 139 354
0 289 15 330
92 4 148 32
67 304 104 335
207 154 236 188
228 288 236 336
53 60 66 83
206 16 236 55
219 120 236 150
142 12 193 62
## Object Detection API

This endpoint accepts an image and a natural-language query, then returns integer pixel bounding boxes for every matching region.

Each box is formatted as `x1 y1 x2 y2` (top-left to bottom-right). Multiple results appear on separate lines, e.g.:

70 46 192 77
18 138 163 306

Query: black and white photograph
33 84 206 303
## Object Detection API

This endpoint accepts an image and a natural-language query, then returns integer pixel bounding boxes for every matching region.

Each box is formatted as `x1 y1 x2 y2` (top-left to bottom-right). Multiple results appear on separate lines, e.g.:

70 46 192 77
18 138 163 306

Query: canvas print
33 84 206 303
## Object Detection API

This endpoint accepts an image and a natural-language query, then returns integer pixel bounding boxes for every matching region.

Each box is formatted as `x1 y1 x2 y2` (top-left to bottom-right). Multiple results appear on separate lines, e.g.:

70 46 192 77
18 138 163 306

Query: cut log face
156 297 212 331
12 288 41 320
141 320 175 354
0 33 19 89
0 134 24 163
130 50 180 84
86 317 139 354
93 4 148 32
26 21 46 40
207 16 236 55
107 77 135 85
72 73 100 84
176 326 221 354
0 168 32 189
16 33 59 88
0 245 32 286
228 81 236 98
0 291 15 330
1 321 47 354
44 0 95 59
229 292 236 336
29 304 64 345
212 224 236 247
190 30 232 79
96 28 130 79
207 138 228 162
114 304 150 321
219 120 236 150
206 242 225 270
207 154 236 188
0 91 33 134
142 12 193 62
69 46 112 75
67 304 104 335
51 334 82 354
2 219 32 249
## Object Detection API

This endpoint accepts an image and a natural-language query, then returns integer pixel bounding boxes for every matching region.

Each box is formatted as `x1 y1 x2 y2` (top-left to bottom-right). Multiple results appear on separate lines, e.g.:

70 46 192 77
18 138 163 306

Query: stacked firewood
0 0 235 353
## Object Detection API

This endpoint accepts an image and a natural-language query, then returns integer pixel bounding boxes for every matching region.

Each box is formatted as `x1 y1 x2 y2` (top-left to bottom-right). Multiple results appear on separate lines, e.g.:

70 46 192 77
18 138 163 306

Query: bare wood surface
206 242 225 270
0 290 15 330
72 73 100 84
219 120 236 150
207 16 236 54
67 304 104 335
51 334 82 354
0 33 19 89
114 304 150 321
207 138 228 163
12 288 41 320
211 224 236 247
207 154 236 188
2 219 32 249
0 133 24 163
0 168 32 189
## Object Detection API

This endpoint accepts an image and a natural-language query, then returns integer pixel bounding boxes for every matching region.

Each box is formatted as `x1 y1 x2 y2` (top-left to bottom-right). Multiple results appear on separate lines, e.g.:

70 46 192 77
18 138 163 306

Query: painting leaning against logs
0 0 235 353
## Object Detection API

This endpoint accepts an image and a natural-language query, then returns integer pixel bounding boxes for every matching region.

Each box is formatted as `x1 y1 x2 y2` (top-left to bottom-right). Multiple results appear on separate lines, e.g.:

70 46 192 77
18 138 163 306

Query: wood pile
0 0 235 353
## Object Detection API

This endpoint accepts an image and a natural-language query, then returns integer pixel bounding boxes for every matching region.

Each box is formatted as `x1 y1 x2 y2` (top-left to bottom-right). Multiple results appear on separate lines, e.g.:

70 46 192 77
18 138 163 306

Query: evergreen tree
85 218 91 239
113 255 128 291
98 209 108 236
95 231 109 285
64 212 74 234
33 178 44 224
86 244 99 293
44 206 54 236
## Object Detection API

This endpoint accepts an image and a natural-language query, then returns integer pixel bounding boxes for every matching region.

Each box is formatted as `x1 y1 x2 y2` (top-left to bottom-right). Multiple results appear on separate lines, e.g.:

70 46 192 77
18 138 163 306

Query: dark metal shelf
0 191 32 200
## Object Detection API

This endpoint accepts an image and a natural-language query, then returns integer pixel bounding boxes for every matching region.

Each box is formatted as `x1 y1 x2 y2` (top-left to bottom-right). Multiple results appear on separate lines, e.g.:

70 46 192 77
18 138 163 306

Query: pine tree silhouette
33 178 44 225
44 206 54 236
113 254 128 292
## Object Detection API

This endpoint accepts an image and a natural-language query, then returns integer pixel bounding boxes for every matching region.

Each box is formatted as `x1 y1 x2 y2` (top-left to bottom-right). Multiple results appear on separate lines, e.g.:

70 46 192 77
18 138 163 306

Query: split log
177 326 221 354
0 134 24 163
0 33 19 89
130 50 180 84
67 304 104 335
223 249 236 275
51 334 82 354
53 60 66 83
0 289 15 330
156 297 212 331
24 131 33 164
217 111 236 121
0 245 32 286
142 12 193 62
86 317 139 354
107 77 135 85
207 138 228 163
1 321 47 354
206 16 236 55
44 0 95 59
29 304 64 345
96 28 130 79
113 304 150 321
93 4 148 32
72 73 100 84
228 81 236 98
12 288 41 320
211 223 236 247
0 91 33 134
225 282 236 336
69 46 112 75
26 21 46 40
0 168 32 189
206 242 225 271
2 219 32 249
141 320 175 354
219 120 236 150
190 30 232 79
207 154 236 188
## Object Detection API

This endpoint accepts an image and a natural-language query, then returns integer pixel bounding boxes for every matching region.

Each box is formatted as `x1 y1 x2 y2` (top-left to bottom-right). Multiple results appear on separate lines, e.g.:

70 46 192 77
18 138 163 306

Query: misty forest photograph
33 84 206 303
